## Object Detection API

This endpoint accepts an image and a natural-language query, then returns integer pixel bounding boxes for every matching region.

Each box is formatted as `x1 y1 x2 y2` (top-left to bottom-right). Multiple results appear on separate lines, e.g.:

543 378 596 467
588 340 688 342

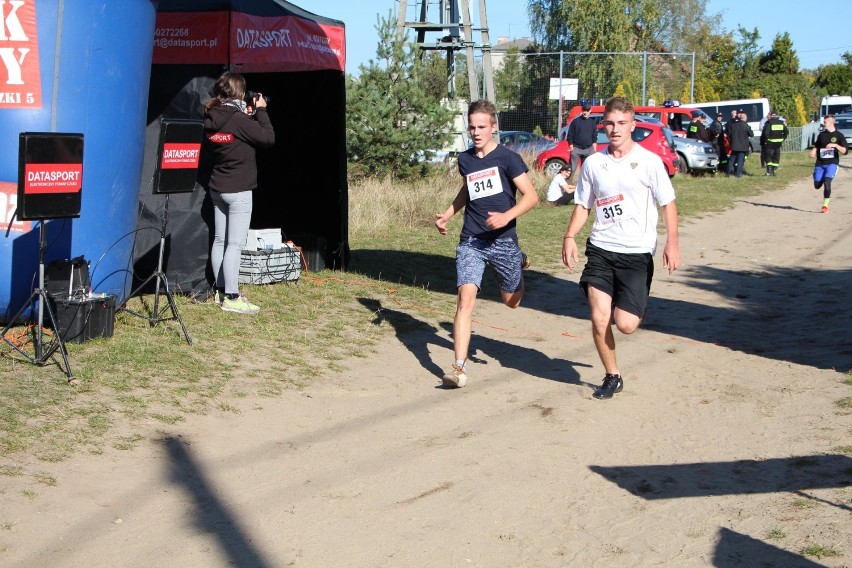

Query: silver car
673 136 718 174
834 114 852 146
637 114 718 174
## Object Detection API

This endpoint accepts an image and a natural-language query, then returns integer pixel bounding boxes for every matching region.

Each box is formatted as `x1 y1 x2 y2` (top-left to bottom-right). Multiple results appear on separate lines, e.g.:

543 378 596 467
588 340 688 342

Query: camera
246 91 270 104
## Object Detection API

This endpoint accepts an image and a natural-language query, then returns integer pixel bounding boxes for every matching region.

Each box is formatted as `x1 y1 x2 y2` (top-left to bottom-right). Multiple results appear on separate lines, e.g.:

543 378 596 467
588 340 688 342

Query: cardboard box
239 245 301 284
50 294 116 344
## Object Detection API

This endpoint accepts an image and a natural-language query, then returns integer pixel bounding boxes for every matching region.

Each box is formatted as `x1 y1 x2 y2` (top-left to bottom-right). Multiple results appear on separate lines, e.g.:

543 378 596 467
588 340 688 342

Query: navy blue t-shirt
457 144 528 241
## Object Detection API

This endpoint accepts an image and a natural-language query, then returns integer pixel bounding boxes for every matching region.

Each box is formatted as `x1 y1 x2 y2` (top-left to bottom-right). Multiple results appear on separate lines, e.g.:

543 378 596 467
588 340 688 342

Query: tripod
120 193 192 345
1 220 77 385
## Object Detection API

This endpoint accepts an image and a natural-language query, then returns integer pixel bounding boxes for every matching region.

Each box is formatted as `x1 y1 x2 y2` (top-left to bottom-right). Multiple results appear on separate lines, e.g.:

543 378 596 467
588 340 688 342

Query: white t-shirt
546 174 571 202
574 143 675 254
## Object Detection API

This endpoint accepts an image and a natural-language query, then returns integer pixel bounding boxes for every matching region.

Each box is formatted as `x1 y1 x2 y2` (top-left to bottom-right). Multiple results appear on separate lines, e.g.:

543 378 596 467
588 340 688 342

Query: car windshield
637 112 662 121
835 117 852 130
660 126 676 148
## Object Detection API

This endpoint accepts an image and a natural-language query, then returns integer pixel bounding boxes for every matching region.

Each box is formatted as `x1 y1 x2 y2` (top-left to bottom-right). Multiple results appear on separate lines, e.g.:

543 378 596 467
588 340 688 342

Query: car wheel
544 159 568 176
677 154 689 174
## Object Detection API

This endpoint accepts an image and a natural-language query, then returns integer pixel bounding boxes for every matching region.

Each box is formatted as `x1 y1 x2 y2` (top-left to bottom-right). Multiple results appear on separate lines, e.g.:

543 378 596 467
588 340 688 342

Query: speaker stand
119 194 192 345
1 221 77 385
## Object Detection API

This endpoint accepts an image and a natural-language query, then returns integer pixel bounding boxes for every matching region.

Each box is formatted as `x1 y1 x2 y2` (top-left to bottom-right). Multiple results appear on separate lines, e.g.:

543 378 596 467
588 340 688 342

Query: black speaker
152 118 204 194
17 132 84 220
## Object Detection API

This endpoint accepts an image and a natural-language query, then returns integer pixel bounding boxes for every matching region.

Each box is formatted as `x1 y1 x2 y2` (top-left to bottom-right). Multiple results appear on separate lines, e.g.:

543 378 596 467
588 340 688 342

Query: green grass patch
834 446 852 456
801 544 841 559
767 528 785 540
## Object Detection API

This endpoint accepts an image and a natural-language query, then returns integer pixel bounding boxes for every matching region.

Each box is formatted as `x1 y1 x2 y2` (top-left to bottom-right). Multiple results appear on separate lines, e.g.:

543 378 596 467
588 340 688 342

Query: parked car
637 115 718 174
834 113 852 145
536 139 573 176
537 120 680 178
673 136 718 174
498 130 557 153
564 104 709 137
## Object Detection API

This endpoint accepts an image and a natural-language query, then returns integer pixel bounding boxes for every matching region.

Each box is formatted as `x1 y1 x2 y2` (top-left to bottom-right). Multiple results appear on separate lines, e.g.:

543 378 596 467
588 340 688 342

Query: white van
682 98 770 135
820 95 852 118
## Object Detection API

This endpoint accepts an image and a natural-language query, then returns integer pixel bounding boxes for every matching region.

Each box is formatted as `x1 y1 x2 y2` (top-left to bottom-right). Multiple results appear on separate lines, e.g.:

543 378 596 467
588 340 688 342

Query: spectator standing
565 102 598 184
760 111 788 176
435 99 539 388
708 112 725 169
724 109 738 137
561 96 680 400
203 72 275 314
808 114 849 213
726 112 753 178
686 113 711 142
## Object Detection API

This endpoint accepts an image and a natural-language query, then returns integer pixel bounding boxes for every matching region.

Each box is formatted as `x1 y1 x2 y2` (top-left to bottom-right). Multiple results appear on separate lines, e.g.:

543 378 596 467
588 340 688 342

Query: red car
536 120 680 178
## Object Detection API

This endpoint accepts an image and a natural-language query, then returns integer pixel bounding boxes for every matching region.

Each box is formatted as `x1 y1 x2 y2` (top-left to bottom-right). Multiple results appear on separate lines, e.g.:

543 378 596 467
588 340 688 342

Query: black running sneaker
593 374 623 399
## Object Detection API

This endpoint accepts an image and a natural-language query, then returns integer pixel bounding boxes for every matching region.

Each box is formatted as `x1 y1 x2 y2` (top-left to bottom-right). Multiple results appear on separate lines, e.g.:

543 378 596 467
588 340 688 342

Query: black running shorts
579 241 653 317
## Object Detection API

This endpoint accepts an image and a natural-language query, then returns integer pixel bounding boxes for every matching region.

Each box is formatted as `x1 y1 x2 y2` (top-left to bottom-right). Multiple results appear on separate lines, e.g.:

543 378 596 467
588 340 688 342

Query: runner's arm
484 172 539 230
661 201 680 274
435 184 468 235
562 205 590 269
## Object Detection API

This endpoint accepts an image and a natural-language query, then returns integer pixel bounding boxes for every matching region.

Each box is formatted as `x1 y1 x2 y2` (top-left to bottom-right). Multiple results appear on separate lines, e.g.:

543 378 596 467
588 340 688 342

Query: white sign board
549 78 578 100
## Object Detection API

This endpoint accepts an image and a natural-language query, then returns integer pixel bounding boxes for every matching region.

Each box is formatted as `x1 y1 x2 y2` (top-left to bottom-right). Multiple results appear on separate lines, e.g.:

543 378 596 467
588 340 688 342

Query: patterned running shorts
456 236 523 293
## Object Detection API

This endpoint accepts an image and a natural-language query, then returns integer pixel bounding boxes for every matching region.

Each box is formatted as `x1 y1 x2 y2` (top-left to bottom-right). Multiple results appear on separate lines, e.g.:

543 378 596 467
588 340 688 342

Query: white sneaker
221 295 260 314
442 363 468 388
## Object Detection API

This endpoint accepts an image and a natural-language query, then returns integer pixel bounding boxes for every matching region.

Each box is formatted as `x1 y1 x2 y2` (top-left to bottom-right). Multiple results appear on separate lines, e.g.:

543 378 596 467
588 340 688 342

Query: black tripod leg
0 292 38 359
0 290 76 385
160 278 192 345
119 272 159 322
40 291 76 384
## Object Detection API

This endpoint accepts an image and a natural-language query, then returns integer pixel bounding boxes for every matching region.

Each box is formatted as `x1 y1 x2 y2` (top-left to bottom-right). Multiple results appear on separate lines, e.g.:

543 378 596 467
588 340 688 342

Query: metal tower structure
396 0 495 103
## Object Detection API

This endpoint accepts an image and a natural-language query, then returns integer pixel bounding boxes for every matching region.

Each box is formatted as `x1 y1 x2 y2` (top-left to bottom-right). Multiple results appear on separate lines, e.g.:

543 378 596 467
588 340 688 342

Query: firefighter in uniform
760 111 788 176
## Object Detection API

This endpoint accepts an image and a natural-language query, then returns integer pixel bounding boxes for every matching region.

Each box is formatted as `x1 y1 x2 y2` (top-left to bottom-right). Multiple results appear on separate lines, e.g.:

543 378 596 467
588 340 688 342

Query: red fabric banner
152 12 229 65
230 12 345 72
0 0 42 109
152 11 345 72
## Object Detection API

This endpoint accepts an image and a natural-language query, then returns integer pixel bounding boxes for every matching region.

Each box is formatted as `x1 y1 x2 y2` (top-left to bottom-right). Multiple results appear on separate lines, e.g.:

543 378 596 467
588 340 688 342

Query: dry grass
348 151 553 236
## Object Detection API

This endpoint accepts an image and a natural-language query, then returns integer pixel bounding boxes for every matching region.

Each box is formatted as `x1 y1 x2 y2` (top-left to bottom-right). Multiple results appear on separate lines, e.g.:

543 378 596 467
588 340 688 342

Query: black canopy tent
134 0 348 296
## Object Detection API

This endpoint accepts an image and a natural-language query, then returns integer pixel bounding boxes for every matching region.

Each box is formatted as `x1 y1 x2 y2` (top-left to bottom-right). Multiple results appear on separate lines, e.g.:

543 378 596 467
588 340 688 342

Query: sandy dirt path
1 167 850 567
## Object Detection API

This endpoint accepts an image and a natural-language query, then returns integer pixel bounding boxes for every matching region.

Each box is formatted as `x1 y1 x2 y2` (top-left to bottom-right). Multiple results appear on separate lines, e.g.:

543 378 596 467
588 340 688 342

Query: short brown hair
603 96 634 116
468 99 498 124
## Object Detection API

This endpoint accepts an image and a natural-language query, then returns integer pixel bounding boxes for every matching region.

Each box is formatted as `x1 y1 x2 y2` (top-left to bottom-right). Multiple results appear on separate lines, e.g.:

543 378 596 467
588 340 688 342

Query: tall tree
759 32 799 75
345 15 455 180
734 26 762 81
494 46 529 112
813 63 852 97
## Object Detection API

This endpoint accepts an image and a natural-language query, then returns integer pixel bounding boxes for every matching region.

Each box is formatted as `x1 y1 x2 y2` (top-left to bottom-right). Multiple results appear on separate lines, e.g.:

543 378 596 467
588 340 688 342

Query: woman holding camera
203 71 275 314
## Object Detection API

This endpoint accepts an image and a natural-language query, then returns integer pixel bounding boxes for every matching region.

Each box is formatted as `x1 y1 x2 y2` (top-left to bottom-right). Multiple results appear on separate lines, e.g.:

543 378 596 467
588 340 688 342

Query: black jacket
687 120 711 142
760 118 788 148
728 120 753 153
566 115 597 148
203 104 275 193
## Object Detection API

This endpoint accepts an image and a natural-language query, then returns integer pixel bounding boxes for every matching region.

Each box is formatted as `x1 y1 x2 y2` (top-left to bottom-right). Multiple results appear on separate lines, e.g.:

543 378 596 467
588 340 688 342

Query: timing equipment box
245 228 283 250
44 256 91 297
50 294 117 344
239 245 302 285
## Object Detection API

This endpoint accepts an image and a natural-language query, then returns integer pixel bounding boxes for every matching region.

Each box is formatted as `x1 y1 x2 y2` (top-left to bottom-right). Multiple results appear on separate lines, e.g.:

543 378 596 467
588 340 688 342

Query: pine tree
345 15 455 180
